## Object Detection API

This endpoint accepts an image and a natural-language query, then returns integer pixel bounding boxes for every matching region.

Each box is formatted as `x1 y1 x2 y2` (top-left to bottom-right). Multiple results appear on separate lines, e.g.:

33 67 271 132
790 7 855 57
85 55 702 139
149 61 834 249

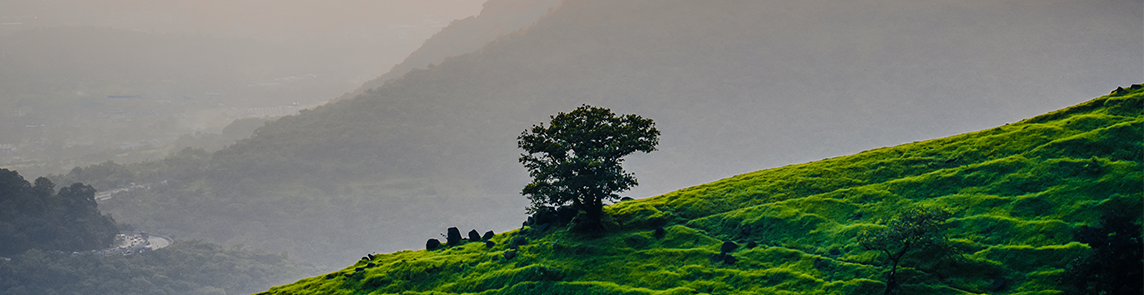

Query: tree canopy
518 104 659 230
858 207 954 295
0 169 118 256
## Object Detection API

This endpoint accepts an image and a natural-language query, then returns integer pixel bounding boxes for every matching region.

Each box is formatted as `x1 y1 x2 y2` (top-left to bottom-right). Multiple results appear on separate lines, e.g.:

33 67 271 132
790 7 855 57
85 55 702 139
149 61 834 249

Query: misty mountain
231 0 1141 197
99 0 1141 267
335 0 563 102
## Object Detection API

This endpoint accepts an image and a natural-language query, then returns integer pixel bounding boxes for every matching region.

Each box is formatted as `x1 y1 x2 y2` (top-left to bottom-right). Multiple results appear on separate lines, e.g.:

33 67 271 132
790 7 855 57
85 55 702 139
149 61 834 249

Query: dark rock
325 273 336 279
721 241 738 253
366 262 375 268
361 256 369 261
746 241 757 249
829 248 841 257
647 217 667 227
990 277 1007 292
486 240 496 248
367 254 375 260
620 197 634 201
723 255 737 265
555 206 578 224
504 250 517 260
711 253 725 263
653 227 667 239
513 236 528 246
813 258 829 270
483 230 495 240
468 229 482 242
355 267 363 271
447 227 462 246
624 234 648 248
426 238 441 250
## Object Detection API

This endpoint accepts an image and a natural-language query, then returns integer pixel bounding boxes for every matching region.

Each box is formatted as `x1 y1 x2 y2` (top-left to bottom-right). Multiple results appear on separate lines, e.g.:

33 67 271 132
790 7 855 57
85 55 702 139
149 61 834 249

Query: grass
258 85 1142 294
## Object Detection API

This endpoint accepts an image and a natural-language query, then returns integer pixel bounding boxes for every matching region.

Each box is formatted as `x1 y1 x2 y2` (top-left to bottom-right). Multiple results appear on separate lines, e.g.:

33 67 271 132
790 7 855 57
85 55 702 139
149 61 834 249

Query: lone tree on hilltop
858 207 954 295
518 104 659 232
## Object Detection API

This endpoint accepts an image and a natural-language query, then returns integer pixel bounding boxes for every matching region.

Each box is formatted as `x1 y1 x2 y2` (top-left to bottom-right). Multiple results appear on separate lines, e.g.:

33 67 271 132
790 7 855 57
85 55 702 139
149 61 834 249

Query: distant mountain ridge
334 0 562 103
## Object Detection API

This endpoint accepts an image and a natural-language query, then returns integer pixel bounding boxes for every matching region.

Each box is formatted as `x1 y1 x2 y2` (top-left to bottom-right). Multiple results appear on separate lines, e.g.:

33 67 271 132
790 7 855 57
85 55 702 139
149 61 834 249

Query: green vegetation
0 169 118 256
519 105 659 230
1061 209 1143 294
0 240 319 295
259 86 1143 294
858 207 954 294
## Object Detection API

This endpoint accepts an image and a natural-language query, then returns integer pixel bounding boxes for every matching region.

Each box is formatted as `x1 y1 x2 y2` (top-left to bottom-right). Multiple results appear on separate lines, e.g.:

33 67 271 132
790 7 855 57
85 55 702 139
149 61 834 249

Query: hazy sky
1 0 488 75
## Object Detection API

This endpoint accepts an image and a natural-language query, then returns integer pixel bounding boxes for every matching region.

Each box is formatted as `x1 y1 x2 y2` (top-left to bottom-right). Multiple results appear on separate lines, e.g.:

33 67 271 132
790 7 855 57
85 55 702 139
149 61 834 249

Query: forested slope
0 170 118 256
0 168 320 295
259 86 1142 294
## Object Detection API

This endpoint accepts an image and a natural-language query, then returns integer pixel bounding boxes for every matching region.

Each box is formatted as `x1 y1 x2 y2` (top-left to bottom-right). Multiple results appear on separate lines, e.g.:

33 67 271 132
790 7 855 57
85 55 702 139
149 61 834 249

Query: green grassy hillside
257 87 1142 295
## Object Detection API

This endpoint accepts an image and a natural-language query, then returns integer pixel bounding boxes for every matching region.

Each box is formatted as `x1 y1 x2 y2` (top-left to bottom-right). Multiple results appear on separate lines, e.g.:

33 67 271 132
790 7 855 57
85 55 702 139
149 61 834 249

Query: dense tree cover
0 169 118 256
518 105 658 230
1062 210 1143 295
0 240 319 295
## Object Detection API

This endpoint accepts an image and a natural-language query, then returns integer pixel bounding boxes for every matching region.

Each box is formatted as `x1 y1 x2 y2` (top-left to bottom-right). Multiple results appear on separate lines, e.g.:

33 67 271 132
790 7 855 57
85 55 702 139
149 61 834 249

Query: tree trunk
883 242 910 295
573 197 607 234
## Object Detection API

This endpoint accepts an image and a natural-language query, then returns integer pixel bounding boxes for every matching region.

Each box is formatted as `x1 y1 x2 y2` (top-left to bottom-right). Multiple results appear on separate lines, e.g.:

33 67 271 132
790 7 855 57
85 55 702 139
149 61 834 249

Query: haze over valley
0 0 490 176
0 0 1140 294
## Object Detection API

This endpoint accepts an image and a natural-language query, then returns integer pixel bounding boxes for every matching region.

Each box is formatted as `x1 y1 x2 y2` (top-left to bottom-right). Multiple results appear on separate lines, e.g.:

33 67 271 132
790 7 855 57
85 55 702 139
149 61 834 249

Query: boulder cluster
426 227 496 250
712 241 739 265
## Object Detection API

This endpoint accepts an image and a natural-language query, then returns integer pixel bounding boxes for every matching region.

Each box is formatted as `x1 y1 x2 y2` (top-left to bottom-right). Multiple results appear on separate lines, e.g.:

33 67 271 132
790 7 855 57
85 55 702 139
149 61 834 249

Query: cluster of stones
502 235 529 260
426 227 495 250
